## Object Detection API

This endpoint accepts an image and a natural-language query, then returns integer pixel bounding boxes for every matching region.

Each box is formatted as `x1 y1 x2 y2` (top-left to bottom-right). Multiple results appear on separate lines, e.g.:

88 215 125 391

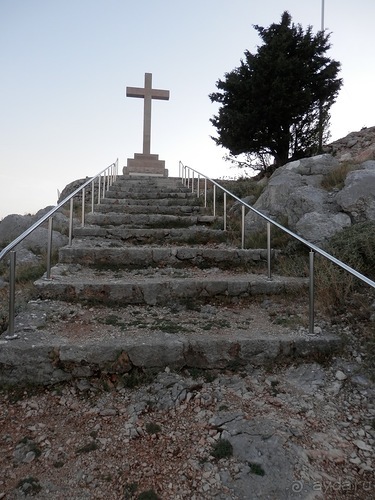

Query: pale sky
1 0 374 219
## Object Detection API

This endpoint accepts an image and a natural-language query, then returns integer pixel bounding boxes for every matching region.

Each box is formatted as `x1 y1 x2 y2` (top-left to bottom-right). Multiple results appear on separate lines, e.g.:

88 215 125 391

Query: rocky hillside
245 126 375 247
325 125 375 163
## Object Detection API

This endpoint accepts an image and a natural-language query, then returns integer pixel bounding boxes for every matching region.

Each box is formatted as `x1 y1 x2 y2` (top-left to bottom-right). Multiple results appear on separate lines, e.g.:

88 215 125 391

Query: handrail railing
0 159 118 336
179 161 375 334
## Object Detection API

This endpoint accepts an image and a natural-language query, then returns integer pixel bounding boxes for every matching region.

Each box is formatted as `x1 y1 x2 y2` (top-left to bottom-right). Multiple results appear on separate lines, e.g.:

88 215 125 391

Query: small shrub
121 368 156 389
321 162 356 190
326 221 375 280
211 438 233 459
17 476 42 495
145 422 162 435
137 490 160 500
123 481 138 499
248 461 265 476
75 441 99 454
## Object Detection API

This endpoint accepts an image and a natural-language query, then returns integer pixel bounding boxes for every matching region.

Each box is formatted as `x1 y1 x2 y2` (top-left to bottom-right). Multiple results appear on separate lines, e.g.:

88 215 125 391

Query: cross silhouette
126 73 170 155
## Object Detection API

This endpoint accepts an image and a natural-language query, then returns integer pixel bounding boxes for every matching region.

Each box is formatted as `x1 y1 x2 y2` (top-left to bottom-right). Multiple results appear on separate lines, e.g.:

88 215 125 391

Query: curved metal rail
179 161 375 334
0 160 118 335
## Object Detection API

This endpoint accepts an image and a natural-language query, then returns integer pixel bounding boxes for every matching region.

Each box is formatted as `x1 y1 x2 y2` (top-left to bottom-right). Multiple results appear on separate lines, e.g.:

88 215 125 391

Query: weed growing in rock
321 162 356 190
145 422 162 435
121 368 157 389
75 441 99 454
211 438 233 459
17 436 42 459
248 461 265 476
123 481 138 499
17 476 42 495
137 489 160 500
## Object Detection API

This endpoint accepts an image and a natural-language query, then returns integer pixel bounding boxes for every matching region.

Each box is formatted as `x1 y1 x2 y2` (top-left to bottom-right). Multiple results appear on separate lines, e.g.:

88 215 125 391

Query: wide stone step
59 243 273 269
84 213 221 228
101 196 203 206
107 184 191 194
93 202 203 215
0 299 341 385
114 175 186 187
34 265 308 306
73 227 228 244
106 189 196 200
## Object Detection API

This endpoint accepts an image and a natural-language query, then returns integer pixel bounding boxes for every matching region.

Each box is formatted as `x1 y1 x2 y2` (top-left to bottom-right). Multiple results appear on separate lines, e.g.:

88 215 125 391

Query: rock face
245 154 375 246
325 126 375 163
336 161 375 223
0 210 69 269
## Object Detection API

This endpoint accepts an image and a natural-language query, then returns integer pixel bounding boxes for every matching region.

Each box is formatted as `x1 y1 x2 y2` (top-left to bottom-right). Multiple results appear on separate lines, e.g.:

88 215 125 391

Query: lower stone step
34 265 308 306
59 243 273 269
0 299 342 386
85 213 219 228
102 196 201 206
73 227 227 244
94 203 203 215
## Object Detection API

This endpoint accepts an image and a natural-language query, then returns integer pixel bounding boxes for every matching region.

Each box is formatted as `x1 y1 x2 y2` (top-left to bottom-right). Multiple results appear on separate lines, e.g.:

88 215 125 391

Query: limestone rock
336 161 375 222
245 151 375 246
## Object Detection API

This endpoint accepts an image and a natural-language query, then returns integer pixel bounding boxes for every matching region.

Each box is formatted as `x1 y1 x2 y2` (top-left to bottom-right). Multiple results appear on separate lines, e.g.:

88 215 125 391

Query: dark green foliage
210 11 342 169
211 438 233 459
326 221 375 280
121 368 157 389
137 490 160 500
17 477 42 495
248 461 266 476
124 481 138 499
75 441 99 454
145 422 162 434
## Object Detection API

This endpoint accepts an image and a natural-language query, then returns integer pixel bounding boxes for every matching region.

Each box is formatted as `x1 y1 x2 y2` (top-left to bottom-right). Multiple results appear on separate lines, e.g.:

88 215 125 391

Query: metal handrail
0 159 118 335
179 161 375 334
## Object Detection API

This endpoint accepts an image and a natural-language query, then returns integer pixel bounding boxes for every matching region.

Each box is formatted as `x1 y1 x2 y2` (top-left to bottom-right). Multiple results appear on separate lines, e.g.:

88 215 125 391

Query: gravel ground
1 355 374 499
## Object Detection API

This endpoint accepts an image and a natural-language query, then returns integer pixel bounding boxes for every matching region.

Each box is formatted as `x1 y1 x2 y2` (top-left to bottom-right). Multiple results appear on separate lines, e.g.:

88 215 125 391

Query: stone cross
126 72 170 155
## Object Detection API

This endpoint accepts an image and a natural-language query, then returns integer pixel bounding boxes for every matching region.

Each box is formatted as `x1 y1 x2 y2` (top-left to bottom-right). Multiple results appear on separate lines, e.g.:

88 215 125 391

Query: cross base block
123 153 168 177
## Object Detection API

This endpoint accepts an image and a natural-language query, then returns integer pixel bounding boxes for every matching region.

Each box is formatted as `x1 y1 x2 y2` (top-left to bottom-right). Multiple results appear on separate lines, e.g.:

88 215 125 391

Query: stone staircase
0 176 342 385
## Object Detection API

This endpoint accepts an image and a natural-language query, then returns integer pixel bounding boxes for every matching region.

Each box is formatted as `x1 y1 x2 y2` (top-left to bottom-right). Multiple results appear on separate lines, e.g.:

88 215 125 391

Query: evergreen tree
209 11 342 170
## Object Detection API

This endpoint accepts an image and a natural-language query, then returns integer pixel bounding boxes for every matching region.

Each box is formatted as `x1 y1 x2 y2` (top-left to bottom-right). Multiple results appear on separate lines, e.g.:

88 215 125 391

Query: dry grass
320 162 358 190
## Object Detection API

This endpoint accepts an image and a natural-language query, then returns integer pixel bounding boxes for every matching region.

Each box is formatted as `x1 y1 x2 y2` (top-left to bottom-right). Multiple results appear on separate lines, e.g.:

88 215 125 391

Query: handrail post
46 216 53 279
81 187 85 227
91 180 95 213
8 251 16 335
69 198 73 246
241 205 245 249
102 174 105 201
98 175 101 205
213 184 216 217
192 171 195 194
223 192 227 231
204 178 207 208
267 222 272 279
309 249 315 334
197 174 200 197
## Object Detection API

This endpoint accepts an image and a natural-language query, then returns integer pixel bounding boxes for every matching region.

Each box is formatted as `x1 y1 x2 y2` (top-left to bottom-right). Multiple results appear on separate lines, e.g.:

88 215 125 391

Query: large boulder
0 211 69 273
245 154 375 247
336 161 375 223
245 155 343 242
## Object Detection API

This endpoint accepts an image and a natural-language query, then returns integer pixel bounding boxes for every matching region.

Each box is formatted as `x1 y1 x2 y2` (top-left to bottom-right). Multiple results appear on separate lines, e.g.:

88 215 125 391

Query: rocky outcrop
325 126 375 163
0 210 69 270
336 161 375 223
245 154 375 246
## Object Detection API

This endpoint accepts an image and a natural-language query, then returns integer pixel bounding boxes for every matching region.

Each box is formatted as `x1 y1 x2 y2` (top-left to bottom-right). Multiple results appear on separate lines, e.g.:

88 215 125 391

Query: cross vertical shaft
126 73 170 155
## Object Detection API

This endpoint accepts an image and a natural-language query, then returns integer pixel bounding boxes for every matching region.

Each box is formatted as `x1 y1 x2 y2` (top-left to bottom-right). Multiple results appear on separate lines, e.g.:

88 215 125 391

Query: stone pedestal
123 153 168 177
